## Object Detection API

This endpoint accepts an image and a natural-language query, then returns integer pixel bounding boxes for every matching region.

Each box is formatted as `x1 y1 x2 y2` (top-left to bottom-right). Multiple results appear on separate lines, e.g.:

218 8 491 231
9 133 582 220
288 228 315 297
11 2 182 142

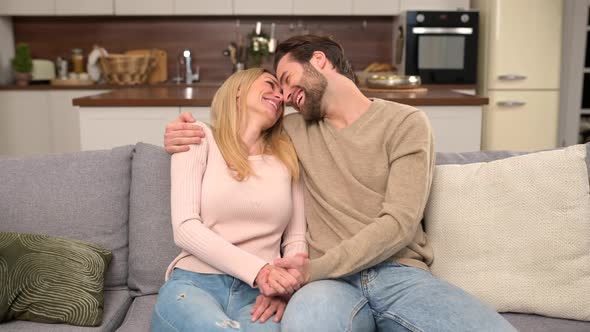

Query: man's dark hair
273 34 356 83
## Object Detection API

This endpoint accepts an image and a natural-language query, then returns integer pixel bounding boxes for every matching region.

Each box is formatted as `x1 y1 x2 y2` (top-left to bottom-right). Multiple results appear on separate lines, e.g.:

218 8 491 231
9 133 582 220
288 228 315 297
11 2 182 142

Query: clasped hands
250 253 310 323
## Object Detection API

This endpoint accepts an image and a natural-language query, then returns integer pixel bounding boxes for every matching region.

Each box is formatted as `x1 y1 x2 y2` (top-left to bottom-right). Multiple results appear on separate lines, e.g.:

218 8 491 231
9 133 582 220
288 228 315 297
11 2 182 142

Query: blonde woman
151 69 307 332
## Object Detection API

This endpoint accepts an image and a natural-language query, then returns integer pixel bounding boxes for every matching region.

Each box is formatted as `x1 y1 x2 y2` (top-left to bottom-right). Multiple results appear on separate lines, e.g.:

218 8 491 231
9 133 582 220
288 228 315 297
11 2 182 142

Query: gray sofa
0 143 588 332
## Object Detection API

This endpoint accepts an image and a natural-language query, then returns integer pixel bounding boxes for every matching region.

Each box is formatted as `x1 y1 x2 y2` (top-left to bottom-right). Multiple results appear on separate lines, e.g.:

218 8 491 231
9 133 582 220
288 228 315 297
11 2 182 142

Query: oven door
406 27 477 84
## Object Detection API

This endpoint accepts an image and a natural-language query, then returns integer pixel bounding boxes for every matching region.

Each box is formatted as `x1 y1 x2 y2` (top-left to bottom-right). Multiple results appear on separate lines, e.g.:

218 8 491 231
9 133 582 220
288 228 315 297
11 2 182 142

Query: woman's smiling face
245 72 284 130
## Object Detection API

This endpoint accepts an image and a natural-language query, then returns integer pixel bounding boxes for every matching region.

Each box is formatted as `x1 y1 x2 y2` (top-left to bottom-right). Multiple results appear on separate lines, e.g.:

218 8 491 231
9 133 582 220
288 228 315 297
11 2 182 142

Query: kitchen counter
72 86 488 107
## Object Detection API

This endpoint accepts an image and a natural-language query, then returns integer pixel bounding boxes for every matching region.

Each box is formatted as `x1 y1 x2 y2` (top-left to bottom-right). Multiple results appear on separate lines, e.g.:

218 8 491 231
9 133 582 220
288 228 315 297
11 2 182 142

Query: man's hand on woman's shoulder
164 112 206 154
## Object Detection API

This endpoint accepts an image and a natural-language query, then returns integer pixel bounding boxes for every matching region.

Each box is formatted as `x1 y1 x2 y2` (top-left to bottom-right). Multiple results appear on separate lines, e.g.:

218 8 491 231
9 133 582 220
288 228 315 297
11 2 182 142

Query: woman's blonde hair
210 68 299 182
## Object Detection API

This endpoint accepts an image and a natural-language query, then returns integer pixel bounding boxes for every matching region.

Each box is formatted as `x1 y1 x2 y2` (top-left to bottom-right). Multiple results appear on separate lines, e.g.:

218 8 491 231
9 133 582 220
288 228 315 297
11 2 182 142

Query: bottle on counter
71 48 84 74
56 56 68 80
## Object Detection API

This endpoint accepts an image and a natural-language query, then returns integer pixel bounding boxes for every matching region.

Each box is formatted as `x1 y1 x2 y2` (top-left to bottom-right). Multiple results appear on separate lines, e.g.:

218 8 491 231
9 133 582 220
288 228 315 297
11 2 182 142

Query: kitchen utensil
355 70 396 87
366 74 421 89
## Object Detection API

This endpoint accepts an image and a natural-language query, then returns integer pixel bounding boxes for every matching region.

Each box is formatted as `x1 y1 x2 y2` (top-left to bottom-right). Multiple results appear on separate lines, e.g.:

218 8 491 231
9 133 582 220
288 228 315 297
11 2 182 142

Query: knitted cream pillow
425 144 590 321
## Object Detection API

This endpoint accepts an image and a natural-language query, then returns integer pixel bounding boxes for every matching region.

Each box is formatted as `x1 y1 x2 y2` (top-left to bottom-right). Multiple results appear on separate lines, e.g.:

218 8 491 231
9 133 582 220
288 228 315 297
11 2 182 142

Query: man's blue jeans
281 262 517 332
151 268 280 332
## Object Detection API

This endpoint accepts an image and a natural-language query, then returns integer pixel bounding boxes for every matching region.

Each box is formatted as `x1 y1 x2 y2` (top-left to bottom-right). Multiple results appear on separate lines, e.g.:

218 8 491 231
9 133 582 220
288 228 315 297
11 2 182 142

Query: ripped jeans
151 268 280 332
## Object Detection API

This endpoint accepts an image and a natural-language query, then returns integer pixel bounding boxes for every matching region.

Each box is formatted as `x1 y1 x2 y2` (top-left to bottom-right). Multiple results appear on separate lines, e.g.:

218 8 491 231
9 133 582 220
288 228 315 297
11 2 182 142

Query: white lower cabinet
181 107 211 125
49 90 107 154
0 91 52 156
482 90 559 151
288 105 481 153
421 106 482 153
78 107 180 151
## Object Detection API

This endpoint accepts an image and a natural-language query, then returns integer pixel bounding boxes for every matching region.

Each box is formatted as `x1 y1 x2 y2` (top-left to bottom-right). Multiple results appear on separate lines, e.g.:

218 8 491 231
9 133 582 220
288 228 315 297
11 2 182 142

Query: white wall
0 17 14 84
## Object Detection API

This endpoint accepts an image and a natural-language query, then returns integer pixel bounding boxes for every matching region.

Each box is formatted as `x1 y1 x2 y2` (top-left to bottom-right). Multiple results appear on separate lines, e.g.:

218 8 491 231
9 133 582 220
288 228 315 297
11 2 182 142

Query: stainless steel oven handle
411 27 473 35
497 101 526 107
497 74 527 81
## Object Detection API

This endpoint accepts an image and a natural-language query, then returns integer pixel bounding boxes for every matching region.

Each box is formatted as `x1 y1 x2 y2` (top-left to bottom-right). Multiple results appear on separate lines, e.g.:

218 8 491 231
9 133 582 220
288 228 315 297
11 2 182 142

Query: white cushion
425 144 590 321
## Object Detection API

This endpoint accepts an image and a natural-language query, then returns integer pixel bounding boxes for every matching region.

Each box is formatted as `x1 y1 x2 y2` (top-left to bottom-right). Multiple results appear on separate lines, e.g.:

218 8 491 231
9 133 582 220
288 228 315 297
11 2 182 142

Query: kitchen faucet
182 49 200 83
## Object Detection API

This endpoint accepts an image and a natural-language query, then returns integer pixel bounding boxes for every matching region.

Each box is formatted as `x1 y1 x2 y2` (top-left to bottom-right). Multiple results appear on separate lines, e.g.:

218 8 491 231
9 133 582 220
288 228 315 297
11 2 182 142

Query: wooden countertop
72 86 488 107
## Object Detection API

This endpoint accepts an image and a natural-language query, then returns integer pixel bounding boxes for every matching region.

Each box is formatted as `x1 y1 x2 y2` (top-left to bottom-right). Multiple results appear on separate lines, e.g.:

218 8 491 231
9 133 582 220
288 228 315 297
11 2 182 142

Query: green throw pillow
0 232 112 326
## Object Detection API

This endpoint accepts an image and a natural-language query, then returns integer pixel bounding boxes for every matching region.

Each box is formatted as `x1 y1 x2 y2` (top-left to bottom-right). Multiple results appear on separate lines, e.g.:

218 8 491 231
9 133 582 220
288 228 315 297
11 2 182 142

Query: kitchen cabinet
49 91 108 154
0 0 55 15
483 90 559 151
293 0 352 15
0 90 109 156
286 106 480 152
234 0 292 15
421 106 482 153
472 0 562 151
0 91 52 156
475 0 561 90
400 0 469 12
114 0 173 15
75 99 482 153
182 107 211 125
352 0 400 15
175 0 232 15
79 107 179 150
55 0 113 15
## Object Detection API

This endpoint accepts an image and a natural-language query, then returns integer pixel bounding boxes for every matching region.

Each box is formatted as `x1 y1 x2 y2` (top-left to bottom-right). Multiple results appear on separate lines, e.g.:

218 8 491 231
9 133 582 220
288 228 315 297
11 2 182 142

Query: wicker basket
99 53 154 85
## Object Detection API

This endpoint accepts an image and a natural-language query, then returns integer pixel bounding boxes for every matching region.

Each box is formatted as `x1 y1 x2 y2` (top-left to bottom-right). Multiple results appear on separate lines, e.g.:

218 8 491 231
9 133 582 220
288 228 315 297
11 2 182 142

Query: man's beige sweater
283 98 435 281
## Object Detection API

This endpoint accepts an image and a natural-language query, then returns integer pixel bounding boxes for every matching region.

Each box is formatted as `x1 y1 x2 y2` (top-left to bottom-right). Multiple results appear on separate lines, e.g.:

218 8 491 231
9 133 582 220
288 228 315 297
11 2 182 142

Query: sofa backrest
436 144 590 172
127 143 178 297
0 146 134 289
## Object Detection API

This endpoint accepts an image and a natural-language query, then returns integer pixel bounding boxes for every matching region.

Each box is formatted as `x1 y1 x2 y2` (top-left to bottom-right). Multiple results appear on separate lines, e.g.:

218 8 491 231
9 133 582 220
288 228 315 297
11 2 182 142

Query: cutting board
126 49 167 84
51 78 94 86
360 87 428 93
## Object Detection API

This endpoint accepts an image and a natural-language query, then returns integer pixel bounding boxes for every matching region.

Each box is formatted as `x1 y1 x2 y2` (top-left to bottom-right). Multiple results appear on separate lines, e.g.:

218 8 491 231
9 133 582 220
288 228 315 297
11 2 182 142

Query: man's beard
298 63 328 122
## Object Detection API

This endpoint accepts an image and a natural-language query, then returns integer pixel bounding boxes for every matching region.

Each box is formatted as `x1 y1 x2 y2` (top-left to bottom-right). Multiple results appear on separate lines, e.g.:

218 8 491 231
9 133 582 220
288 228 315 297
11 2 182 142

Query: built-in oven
394 11 479 84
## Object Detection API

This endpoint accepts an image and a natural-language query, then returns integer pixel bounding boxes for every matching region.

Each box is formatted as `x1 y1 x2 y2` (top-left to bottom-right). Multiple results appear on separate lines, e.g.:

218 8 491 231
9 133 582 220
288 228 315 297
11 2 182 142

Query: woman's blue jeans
151 269 280 332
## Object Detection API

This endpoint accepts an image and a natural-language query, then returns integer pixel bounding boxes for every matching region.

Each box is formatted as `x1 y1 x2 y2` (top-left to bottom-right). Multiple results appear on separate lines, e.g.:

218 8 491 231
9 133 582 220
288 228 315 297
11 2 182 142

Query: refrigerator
472 0 562 151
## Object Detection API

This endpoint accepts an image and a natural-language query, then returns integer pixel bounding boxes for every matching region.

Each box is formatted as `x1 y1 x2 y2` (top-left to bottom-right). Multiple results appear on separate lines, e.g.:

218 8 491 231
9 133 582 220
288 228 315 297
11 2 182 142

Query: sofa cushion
0 146 134 289
114 295 157 332
502 313 590 332
0 232 112 326
128 143 178 296
0 290 131 332
426 144 590 321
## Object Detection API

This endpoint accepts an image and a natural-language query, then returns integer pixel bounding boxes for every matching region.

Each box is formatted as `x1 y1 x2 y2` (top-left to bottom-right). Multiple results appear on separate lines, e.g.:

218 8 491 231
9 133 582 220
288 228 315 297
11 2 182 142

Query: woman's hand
250 294 287 323
255 264 301 297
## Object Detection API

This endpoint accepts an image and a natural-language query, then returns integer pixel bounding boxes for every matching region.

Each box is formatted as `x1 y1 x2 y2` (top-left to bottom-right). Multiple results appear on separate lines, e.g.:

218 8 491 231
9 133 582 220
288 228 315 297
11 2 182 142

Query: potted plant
12 43 33 86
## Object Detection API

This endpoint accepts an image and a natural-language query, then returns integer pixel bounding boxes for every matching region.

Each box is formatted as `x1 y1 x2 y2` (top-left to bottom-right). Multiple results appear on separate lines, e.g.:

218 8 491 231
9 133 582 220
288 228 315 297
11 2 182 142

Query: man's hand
250 294 287 323
255 264 301 297
273 253 311 285
164 112 205 154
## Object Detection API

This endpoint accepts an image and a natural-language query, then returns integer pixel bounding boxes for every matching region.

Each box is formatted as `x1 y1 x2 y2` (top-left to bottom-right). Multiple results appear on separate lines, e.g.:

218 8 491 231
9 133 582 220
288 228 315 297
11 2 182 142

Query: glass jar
71 48 84 74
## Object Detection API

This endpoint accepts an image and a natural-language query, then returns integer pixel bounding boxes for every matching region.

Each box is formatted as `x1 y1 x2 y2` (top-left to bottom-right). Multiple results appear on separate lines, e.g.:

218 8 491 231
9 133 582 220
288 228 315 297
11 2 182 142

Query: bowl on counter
366 74 421 89
355 71 396 88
